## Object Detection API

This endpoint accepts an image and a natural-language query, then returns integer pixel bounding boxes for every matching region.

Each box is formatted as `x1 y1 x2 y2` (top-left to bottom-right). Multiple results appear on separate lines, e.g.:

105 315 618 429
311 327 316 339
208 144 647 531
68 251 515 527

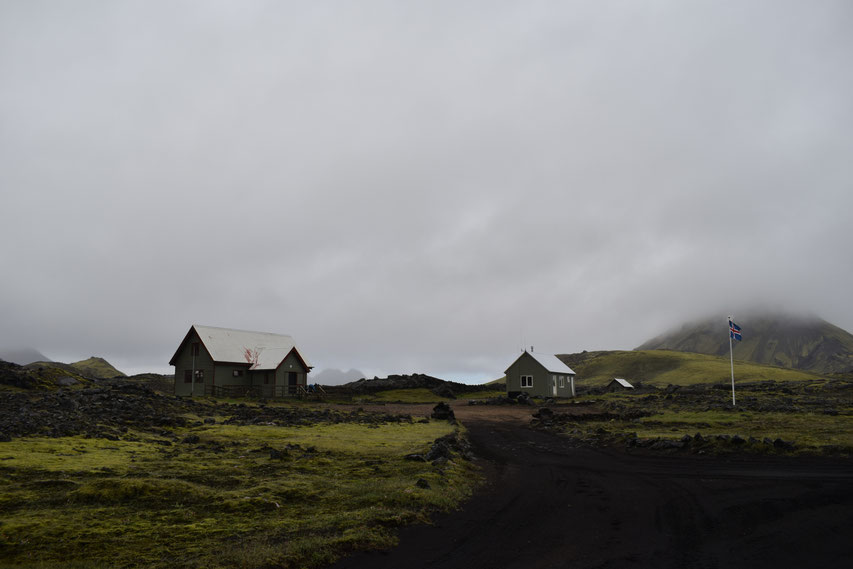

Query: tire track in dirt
330 411 853 569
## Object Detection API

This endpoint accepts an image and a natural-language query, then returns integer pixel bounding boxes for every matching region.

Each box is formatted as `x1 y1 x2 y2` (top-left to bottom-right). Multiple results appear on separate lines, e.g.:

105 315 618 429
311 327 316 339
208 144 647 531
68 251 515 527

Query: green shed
505 350 576 398
169 325 312 397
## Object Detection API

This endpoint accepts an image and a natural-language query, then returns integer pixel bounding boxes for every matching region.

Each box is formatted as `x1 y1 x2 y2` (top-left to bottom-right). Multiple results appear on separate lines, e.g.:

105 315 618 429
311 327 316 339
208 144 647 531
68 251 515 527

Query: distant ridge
636 313 853 375
0 348 51 365
312 368 365 386
25 356 126 379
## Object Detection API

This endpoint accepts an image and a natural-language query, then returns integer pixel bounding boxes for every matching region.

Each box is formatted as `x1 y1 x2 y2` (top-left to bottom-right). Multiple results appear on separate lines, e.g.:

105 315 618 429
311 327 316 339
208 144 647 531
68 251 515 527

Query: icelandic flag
729 319 742 341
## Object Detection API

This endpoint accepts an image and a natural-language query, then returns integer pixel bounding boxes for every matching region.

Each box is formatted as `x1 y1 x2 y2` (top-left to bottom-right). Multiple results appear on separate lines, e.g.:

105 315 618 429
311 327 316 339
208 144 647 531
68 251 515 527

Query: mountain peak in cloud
0 348 51 365
636 311 853 375
311 368 365 385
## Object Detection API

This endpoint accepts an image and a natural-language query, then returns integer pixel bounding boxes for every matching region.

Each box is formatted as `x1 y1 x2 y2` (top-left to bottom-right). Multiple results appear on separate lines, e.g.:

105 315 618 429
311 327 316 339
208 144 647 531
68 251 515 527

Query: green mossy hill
636 313 853 375
70 356 126 378
557 350 825 388
1 359 91 390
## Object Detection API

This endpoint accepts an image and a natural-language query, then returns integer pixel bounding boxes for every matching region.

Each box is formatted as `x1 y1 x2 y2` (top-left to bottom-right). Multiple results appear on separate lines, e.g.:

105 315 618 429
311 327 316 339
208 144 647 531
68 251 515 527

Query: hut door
552 376 558 396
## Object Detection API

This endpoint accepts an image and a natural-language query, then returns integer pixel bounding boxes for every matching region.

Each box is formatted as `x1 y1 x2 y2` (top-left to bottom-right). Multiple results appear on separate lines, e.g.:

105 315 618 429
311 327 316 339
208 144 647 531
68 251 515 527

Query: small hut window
520 375 533 388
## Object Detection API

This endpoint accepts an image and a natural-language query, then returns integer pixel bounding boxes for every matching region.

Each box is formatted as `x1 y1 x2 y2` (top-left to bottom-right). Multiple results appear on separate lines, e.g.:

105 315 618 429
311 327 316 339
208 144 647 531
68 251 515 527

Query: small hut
606 378 634 392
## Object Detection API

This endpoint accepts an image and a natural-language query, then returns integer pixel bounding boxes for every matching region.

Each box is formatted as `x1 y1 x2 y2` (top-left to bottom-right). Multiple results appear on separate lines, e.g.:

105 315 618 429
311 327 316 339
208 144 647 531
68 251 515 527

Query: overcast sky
2 1 851 382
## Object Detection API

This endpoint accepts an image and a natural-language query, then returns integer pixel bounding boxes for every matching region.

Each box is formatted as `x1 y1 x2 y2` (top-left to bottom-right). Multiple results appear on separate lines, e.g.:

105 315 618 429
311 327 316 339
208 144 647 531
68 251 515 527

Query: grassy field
551 379 853 454
630 408 853 448
0 416 478 568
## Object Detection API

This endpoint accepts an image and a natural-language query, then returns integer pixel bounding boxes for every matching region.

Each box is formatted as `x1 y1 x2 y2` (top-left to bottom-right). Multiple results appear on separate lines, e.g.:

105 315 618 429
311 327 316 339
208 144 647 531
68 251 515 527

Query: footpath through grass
0 415 477 569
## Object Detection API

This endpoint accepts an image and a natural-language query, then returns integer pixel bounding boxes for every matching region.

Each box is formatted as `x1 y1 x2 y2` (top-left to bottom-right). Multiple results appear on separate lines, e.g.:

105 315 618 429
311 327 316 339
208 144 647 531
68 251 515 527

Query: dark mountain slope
636 313 853 375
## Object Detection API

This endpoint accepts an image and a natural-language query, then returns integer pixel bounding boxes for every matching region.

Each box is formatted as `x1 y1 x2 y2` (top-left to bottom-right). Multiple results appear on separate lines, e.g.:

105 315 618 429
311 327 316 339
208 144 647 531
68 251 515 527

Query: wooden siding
275 349 308 387
172 329 215 397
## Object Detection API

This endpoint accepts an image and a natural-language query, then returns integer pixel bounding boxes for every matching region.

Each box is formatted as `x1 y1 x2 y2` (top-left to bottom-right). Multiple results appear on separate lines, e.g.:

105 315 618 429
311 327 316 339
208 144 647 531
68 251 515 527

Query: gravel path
331 404 853 569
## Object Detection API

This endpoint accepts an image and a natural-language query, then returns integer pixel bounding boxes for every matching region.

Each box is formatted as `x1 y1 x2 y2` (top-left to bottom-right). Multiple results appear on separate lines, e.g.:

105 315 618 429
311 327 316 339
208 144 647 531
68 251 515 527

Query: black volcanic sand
331 417 853 569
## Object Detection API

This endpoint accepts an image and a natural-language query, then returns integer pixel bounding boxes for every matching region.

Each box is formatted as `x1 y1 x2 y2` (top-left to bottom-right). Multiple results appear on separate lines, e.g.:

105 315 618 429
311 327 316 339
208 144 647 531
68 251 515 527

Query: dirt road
331 404 853 569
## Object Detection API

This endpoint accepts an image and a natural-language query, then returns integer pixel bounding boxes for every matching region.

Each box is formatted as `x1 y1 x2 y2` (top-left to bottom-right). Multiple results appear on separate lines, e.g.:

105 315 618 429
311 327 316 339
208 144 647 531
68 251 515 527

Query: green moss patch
543 379 853 455
0 421 479 569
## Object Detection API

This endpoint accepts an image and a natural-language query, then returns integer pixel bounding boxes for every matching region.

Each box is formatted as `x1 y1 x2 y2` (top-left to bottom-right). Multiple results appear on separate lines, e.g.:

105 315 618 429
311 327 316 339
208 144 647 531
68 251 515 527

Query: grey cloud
1 1 851 380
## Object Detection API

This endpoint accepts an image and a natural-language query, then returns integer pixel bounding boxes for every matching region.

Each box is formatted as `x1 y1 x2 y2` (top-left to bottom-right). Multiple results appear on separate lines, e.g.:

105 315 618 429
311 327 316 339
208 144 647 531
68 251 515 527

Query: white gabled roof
529 352 576 375
189 325 311 370
612 378 634 388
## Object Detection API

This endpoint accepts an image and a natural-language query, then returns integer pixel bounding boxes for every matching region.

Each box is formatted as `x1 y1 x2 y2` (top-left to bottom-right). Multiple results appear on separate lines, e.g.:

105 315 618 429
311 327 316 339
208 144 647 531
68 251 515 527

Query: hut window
184 370 192 383
520 375 533 388
559 376 565 388
194 370 204 382
233 370 244 377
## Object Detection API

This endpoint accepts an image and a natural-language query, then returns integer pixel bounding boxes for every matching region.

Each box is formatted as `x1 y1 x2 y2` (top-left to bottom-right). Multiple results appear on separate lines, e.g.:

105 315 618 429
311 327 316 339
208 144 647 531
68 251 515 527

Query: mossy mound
0 359 91 390
70 356 126 378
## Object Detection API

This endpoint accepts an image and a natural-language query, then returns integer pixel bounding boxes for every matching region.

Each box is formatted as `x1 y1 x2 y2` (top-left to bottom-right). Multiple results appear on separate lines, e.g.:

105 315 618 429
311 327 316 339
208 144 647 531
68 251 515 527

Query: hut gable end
504 351 576 399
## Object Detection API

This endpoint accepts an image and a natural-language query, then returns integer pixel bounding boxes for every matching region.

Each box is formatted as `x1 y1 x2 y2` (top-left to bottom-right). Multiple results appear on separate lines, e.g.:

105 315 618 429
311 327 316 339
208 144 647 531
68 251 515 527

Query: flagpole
728 315 736 406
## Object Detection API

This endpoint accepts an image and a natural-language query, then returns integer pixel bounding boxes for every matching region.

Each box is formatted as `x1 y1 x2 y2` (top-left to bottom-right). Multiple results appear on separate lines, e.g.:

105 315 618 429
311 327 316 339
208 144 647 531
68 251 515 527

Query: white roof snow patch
192 325 310 370
529 353 576 375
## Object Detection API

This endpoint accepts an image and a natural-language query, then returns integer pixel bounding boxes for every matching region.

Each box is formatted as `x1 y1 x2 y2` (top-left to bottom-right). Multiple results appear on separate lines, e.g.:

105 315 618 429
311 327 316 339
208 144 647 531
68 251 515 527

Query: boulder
516 393 533 406
534 407 554 421
431 402 456 422
425 440 452 462
650 439 684 451
773 438 795 451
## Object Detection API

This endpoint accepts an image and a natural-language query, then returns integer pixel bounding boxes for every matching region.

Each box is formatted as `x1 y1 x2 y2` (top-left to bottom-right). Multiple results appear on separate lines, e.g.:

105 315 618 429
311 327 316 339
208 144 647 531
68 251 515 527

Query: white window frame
520 375 533 388
559 376 565 388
